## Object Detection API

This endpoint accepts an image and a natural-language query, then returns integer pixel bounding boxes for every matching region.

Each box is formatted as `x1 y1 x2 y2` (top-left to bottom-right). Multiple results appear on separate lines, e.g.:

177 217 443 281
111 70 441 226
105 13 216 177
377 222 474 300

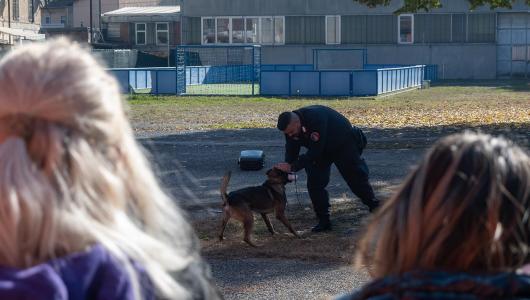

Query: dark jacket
336 270 530 300
285 105 365 172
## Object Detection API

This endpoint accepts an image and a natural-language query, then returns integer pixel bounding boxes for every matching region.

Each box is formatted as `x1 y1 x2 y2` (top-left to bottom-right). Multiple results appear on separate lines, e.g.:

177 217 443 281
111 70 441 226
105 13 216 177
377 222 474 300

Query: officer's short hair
277 112 292 131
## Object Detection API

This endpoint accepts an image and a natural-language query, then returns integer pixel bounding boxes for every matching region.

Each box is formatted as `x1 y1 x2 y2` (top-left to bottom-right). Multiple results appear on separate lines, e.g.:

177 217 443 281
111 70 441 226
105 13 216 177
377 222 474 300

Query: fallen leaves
128 84 530 133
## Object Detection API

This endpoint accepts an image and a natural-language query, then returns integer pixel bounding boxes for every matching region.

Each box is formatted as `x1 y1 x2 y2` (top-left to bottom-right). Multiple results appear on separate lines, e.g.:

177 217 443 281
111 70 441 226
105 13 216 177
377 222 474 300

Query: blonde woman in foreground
338 131 530 299
0 39 221 299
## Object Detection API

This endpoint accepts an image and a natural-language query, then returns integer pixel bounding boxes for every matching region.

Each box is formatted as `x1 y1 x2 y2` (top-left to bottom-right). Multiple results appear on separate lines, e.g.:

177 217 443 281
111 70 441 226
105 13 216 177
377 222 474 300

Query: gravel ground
138 126 529 300
207 257 369 300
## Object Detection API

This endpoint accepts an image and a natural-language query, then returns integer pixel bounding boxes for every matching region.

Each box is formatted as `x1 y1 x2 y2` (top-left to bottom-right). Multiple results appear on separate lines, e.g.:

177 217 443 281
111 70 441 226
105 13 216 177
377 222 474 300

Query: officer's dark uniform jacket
284 105 366 172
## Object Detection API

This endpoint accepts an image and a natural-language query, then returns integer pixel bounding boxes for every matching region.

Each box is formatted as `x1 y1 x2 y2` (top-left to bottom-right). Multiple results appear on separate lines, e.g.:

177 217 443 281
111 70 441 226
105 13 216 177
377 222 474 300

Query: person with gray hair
0 39 221 299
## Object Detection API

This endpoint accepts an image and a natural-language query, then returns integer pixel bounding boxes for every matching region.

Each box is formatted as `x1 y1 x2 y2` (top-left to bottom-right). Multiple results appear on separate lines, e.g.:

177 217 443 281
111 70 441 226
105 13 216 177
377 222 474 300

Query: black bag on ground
238 150 265 171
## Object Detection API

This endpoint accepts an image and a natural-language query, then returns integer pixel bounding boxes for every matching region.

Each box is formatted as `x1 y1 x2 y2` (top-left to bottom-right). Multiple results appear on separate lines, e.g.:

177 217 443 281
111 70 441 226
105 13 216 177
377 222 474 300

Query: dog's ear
266 168 272 176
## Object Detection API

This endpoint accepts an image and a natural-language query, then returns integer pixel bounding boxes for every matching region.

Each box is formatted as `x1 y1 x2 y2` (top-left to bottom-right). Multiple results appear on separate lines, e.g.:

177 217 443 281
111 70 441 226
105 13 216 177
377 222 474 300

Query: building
41 0 72 28
40 0 86 42
41 0 118 43
178 0 530 79
101 6 180 52
0 0 43 46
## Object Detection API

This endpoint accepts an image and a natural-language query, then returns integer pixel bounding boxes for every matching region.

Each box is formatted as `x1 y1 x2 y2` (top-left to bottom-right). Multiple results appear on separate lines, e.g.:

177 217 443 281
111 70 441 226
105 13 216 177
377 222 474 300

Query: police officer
275 105 379 232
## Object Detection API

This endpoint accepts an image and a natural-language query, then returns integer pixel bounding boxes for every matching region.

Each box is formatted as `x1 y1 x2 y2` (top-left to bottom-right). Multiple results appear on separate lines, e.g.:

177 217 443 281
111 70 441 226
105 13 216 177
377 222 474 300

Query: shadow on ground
433 79 530 92
138 123 528 298
136 122 529 262
139 122 529 210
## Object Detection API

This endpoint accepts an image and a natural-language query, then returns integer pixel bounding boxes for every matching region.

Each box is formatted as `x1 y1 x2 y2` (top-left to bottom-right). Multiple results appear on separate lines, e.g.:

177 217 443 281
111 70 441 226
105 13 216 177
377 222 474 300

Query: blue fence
260 65 425 97
377 65 424 94
262 64 314 71
176 45 260 96
364 64 438 82
186 65 254 85
109 63 432 97
108 67 177 95
183 64 314 85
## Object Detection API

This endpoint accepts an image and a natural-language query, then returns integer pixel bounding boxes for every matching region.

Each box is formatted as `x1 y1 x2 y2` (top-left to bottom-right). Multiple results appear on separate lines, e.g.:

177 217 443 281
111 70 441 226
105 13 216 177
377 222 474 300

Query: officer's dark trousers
305 141 376 220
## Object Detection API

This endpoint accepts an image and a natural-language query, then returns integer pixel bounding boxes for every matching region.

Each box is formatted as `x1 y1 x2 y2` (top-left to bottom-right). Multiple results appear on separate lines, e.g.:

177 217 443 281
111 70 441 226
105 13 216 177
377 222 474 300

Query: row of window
193 14 494 45
199 15 414 45
137 13 498 46
202 16 285 45
135 23 169 45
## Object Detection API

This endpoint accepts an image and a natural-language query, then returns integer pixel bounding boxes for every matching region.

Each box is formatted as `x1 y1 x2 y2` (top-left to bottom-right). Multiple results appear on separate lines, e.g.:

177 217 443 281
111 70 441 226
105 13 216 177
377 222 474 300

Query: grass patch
127 80 530 134
185 83 259 95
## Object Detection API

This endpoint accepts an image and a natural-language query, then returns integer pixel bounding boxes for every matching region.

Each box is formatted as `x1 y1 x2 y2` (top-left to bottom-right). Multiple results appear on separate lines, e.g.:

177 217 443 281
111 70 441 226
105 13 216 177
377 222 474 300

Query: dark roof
43 0 73 8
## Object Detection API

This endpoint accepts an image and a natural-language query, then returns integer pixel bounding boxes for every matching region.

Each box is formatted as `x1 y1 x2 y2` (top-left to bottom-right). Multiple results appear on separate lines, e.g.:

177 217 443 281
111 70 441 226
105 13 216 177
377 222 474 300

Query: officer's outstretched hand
274 162 292 173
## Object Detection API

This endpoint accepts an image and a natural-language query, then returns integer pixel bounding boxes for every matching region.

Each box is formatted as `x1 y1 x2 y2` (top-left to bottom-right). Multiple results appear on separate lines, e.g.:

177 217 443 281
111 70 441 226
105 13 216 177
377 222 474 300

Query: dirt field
139 125 528 299
132 82 530 299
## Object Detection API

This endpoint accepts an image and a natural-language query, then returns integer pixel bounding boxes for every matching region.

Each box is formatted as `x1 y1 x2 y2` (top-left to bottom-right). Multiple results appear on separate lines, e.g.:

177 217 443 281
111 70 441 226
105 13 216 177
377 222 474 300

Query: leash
293 173 304 209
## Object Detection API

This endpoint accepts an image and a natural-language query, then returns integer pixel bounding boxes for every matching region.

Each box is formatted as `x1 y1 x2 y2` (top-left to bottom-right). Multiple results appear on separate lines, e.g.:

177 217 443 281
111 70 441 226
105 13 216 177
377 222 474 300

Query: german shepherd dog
219 168 299 247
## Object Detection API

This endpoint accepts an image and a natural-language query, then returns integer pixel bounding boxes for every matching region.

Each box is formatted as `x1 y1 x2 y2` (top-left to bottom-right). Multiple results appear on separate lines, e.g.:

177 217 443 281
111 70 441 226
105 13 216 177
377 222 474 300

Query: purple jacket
0 244 154 300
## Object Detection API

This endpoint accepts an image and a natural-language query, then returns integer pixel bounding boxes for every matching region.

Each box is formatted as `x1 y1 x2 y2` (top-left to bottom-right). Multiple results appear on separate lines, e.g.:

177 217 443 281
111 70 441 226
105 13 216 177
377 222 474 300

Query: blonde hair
356 132 530 278
0 39 196 299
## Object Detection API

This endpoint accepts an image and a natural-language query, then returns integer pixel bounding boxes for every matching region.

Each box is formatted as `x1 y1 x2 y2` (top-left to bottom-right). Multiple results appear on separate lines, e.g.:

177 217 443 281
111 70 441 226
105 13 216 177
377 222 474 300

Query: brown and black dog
219 168 299 247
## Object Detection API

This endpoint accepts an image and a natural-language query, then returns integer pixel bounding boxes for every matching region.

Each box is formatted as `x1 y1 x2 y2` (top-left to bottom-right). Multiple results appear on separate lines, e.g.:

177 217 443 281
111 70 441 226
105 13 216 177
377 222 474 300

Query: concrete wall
182 0 530 16
260 44 496 79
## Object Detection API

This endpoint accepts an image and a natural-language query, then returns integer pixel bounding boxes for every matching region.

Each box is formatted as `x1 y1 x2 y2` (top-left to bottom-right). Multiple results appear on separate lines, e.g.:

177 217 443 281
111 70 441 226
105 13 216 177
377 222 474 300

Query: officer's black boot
311 215 332 232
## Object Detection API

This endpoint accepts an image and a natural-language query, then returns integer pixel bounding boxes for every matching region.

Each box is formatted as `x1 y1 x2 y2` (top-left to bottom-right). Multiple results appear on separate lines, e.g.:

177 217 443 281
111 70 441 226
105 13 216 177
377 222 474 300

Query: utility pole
89 0 93 43
98 0 101 33
7 0 11 44
167 39 170 67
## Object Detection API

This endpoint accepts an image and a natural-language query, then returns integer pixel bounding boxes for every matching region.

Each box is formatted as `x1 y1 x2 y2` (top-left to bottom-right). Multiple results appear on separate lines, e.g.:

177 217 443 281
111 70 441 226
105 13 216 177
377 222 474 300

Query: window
201 16 284 45
202 18 215 44
135 23 146 45
60 16 66 25
326 15 341 44
28 0 34 22
398 14 414 44
274 16 284 44
467 14 495 43
216 18 230 43
156 22 169 45
261 17 273 44
414 14 451 43
245 18 259 43
512 46 527 61
232 18 244 43
45 16 51 24
12 0 19 21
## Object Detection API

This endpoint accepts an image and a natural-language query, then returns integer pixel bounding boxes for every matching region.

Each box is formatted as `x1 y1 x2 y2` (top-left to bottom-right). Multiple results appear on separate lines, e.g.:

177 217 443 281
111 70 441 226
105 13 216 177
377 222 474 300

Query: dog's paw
244 240 258 248
293 231 304 238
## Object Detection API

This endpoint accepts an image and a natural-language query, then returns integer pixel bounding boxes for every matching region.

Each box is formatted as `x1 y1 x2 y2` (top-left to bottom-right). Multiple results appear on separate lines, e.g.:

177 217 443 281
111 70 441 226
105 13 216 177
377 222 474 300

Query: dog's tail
220 171 231 207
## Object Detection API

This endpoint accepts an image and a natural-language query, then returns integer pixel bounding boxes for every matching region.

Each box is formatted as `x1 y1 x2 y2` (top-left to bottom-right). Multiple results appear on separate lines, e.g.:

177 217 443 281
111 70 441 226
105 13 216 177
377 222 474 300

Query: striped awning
102 6 180 17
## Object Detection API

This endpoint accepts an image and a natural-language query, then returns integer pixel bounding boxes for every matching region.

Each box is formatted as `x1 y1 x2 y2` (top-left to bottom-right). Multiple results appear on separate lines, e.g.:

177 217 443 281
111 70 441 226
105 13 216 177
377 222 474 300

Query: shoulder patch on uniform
310 132 320 142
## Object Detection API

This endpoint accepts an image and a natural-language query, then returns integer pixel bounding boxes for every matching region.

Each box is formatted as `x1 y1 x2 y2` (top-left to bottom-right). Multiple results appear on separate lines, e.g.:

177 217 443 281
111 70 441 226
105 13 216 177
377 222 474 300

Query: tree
354 0 530 13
